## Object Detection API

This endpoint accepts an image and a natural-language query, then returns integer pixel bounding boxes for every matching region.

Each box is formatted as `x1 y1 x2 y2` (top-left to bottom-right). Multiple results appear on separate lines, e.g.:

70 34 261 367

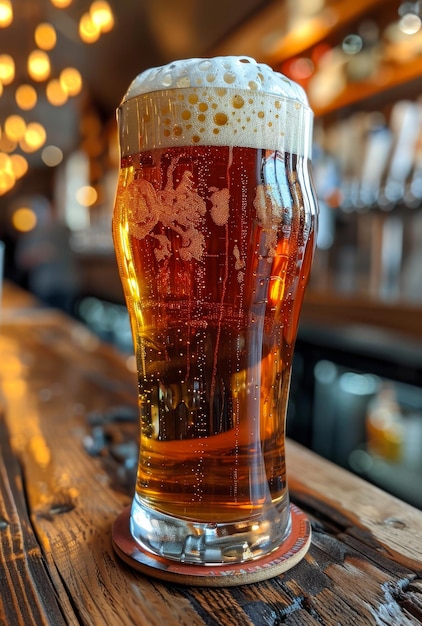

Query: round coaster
112 504 311 587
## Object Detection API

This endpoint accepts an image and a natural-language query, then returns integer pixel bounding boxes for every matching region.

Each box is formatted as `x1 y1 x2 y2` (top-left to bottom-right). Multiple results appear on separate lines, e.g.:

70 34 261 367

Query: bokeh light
399 13 422 34
0 132 17 153
50 0 72 7
4 114 26 141
12 207 37 232
35 23 57 50
41 145 63 167
20 122 47 152
27 49 51 81
0 152 15 195
79 12 101 43
60 67 83 96
90 1 114 33
15 84 38 110
342 34 363 55
0 54 15 84
0 0 13 28
10 154 28 179
46 78 68 106
76 185 98 206
0 170 15 195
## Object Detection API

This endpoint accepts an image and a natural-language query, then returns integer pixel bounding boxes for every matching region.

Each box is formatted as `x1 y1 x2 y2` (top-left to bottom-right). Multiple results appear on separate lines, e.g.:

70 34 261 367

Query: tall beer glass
112 57 318 571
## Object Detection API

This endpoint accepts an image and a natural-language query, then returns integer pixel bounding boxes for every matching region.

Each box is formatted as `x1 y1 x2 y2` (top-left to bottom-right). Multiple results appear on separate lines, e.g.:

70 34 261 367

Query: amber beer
113 57 317 565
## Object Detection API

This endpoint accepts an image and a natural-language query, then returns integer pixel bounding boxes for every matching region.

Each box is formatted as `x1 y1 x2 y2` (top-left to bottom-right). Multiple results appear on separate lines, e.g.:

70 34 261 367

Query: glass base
112 503 311 587
130 494 291 565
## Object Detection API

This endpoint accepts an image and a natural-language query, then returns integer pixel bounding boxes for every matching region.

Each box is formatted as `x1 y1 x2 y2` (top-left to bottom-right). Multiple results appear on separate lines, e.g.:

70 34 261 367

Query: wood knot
49 502 75 516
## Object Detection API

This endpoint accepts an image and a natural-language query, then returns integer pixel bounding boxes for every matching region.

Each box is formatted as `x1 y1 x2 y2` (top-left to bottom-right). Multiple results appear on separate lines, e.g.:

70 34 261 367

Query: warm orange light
15 84 38 110
35 22 57 50
46 78 68 106
28 49 51 81
0 171 15 195
50 0 72 7
76 185 98 206
60 67 82 96
21 122 47 152
0 151 12 171
0 152 15 195
10 154 28 179
0 0 13 28
79 12 100 43
90 1 114 33
12 207 37 232
0 53 15 84
4 114 26 141
0 132 17 153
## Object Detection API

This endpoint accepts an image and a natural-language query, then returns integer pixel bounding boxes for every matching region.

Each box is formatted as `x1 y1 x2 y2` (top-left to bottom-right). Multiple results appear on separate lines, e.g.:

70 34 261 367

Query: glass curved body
113 60 318 566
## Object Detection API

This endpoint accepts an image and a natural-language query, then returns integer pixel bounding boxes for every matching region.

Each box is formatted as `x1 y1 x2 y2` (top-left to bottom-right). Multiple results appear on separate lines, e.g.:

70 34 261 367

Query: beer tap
377 100 422 300
381 100 422 208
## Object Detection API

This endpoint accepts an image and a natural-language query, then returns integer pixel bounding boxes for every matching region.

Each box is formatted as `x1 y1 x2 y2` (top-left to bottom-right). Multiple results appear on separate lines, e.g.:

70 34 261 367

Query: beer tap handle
332 113 367 211
359 117 393 208
406 101 422 206
376 101 422 299
382 100 422 207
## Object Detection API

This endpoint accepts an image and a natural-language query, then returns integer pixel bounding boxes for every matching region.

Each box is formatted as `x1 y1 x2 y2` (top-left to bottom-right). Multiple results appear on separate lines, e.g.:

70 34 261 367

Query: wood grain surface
0 283 421 625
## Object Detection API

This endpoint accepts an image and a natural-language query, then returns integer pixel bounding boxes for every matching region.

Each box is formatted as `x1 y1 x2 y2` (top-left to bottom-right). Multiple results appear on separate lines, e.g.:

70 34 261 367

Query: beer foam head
119 56 313 157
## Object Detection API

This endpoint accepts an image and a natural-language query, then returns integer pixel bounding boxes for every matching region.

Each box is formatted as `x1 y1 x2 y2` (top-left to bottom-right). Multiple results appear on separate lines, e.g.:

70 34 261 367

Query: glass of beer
112 56 318 571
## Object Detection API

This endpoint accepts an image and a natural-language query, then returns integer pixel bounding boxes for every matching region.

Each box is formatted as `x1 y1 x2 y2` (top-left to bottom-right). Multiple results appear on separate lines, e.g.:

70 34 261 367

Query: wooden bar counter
1 281 422 625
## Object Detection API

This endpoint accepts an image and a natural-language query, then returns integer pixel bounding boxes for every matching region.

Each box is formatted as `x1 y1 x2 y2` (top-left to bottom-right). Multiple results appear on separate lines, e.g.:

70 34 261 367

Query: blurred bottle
366 384 404 462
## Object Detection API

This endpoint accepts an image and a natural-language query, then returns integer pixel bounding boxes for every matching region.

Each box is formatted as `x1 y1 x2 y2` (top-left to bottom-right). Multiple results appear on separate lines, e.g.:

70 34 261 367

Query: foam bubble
118 56 313 157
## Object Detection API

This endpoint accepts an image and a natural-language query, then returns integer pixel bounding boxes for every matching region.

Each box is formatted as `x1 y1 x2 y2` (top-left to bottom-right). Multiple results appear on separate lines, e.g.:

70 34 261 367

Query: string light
0 152 15 195
20 122 47 152
90 1 114 33
79 12 101 43
15 84 38 110
10 154 28 179
0 132 17 153
0 152 12 172
46 78 68 106
0 170 15 195
60 67 83 96
4 114 26 141
50 0 72 8
0 0 13 28
0 54 15 84
0 0 115 191
35 23 57 50
12 207 37 232
28 49 51 81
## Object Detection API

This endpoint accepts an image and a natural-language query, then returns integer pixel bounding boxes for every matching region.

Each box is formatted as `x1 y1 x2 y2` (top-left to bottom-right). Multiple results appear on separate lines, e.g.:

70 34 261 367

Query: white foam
118 56 313 157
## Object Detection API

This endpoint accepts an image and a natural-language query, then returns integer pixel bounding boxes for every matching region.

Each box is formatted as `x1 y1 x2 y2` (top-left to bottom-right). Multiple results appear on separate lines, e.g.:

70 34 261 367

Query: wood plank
0 409 74 626
286 440 422 572
0 319 207 626
1 314 422 625
0 280 40 311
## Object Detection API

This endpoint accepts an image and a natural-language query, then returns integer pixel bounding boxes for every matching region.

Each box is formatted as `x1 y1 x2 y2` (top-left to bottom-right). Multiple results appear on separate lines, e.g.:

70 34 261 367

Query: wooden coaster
112 504 311 587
